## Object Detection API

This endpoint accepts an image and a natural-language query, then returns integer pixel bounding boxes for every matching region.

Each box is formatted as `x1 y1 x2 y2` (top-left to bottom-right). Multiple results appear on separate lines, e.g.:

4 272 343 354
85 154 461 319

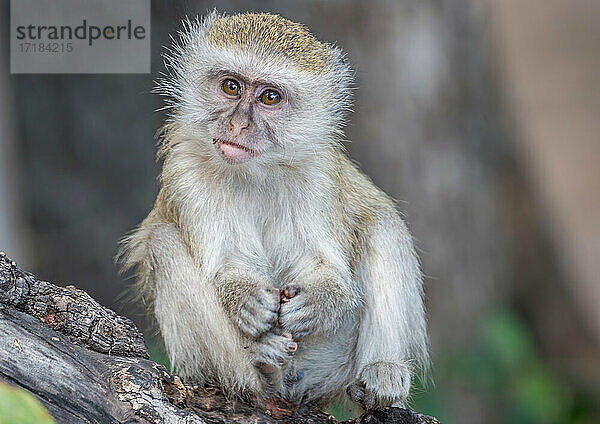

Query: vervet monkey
120 11 428 410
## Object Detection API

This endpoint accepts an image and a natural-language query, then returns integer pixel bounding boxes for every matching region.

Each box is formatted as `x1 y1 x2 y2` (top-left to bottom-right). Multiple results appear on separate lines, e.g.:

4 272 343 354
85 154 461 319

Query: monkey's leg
350 217 428 409
145 223 266 393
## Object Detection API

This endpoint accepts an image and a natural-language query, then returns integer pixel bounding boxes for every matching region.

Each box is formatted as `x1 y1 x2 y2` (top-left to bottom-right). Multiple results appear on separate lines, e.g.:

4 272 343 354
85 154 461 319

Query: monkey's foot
256 332 298 393
347 361 411 409
256 332 297 369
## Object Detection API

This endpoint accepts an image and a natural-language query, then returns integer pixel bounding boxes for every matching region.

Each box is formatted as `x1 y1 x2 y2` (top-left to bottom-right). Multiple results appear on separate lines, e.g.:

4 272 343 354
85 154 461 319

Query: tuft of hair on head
206 12 331 73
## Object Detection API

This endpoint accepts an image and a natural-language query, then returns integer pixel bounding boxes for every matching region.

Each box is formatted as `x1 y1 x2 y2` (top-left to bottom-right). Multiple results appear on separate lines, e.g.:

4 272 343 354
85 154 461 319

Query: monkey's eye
222 79 242 96
259 89 281 106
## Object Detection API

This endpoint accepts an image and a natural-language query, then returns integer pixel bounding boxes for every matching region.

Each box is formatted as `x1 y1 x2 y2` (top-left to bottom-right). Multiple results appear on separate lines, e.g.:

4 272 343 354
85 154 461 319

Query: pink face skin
211 74 286 164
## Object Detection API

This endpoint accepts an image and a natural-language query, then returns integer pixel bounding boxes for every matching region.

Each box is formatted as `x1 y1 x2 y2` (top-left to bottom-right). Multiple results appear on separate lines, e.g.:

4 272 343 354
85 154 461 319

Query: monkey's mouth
213 138 256 164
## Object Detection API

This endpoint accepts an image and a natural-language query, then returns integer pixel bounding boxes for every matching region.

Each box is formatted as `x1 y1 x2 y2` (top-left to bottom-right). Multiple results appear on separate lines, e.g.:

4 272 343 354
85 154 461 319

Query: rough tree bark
0 253 440 424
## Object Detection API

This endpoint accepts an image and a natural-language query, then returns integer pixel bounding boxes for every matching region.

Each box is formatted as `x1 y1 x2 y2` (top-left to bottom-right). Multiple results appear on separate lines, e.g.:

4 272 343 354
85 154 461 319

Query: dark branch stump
0 253 440 424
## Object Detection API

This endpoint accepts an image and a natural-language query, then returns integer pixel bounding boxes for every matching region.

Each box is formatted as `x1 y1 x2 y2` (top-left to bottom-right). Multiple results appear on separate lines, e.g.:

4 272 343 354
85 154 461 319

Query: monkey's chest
261 218 325 275
205 194 342 284
225 211 335 282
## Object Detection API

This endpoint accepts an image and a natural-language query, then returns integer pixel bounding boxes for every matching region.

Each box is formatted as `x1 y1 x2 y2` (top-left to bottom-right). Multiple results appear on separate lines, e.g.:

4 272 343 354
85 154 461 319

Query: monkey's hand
278 275 358 338
234 286 281 338
347 361 412 409
278 286 322 338
215 268 280 338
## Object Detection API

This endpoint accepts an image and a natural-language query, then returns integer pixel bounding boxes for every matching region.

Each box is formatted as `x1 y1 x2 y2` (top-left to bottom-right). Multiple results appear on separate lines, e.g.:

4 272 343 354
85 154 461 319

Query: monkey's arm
351 212 428 408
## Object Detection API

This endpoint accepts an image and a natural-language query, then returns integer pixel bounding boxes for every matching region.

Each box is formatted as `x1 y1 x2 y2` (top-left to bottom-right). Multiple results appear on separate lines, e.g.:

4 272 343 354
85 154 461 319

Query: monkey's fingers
347 382 383 410
237 306 278 338
278 298 319 339
355 361 412 409
259 363 279 374
280 286 300 303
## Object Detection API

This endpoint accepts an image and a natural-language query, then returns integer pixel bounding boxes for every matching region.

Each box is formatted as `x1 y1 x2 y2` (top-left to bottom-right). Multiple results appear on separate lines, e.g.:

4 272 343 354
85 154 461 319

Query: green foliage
0 382 55 424
146 336 170 368
326 399 363 421
412 309 599 424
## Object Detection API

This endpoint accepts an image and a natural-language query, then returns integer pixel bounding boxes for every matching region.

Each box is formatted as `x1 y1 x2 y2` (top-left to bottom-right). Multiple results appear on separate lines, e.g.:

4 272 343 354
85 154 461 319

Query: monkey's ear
200 8 222 29
326 45 354 122
328 45 348 67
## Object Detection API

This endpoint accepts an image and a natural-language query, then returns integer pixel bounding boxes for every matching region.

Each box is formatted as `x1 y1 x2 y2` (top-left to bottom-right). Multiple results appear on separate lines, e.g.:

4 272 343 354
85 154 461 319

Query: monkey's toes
281 332 298 356
256 333 298 368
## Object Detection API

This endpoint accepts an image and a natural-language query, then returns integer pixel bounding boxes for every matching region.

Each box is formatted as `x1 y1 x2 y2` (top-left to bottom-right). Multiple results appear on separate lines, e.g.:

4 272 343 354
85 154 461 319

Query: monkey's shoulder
332 153 403 226
120 203 193 266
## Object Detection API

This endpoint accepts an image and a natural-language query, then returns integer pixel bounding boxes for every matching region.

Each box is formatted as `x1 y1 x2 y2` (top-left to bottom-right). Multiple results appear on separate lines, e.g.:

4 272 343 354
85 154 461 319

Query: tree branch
0 252 440 424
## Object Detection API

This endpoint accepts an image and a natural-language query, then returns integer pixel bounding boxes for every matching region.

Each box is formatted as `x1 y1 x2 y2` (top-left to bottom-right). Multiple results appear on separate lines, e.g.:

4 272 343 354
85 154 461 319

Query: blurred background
1 1 599 423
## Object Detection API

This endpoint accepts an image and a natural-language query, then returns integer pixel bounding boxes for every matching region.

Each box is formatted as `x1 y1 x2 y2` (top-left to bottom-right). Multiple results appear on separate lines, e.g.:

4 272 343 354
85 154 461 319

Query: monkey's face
159 13 353 171
186 63 335 169
208 73 287 164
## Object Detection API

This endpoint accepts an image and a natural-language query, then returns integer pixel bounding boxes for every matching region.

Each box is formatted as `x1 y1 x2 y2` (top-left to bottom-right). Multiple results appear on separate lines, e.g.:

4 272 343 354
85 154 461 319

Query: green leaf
0 382 55 424
483 310 533 371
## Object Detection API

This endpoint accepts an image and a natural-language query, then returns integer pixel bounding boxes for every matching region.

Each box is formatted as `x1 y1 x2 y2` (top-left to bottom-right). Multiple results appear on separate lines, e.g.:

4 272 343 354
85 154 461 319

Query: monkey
119 11 428 410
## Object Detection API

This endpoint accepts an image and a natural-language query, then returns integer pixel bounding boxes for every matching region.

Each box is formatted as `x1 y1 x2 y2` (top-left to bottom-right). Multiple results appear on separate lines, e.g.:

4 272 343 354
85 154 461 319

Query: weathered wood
0 253 440 424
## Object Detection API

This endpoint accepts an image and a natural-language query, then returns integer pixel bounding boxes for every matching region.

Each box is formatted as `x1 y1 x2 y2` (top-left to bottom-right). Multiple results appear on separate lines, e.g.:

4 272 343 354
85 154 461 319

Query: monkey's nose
228 116 250 136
